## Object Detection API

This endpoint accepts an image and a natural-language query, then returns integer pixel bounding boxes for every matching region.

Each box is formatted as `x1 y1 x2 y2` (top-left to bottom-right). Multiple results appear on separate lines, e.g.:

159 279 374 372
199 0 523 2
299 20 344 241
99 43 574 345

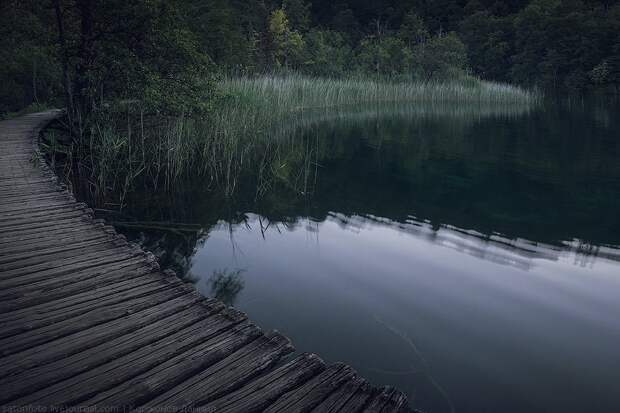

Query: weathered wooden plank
0 203 83 220
0 294 206 377
2 218 96 240
0 200 75 216
0 240 130 273
195 353 325 413
0 249 149 289
84 322 261 408
311 376 369 413
0 209 89 229
0 180 63 189
0 205 88 222
0 179 57 189
137 331 295 410
0 224 110 248
264 364 356 413
0 223 112 250
0 216 90 236
0 231 111 257
0 220 98 242
0 262 152 311
0 191 68 205
0 305 224 404
0 286 191 356
0 236 118 265
0 268 157 317
0 248 144 286
13 308 249 407
361 387 409 413
0 275 166 336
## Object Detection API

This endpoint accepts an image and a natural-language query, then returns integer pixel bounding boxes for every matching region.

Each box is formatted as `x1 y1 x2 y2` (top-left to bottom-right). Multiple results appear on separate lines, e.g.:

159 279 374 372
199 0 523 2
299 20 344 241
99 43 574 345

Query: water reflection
206 269 245 306
203 212 620 277
191 212 620 413
331 212 620 270
111 98 620 413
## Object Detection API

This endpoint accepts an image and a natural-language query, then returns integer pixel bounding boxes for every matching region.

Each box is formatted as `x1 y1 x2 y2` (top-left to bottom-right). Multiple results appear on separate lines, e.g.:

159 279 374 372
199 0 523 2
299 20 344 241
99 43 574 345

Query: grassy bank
44 74 540 208
221 75 538 111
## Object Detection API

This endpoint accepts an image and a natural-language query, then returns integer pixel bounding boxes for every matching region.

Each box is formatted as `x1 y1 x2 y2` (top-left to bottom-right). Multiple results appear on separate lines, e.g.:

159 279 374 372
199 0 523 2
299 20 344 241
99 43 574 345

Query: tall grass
220 74 538 112
44 74 540 208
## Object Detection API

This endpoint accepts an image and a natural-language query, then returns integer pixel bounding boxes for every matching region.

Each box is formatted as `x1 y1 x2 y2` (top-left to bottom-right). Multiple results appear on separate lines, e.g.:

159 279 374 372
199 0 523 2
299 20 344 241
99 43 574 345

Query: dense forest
193 0 620 89
1 0 619 117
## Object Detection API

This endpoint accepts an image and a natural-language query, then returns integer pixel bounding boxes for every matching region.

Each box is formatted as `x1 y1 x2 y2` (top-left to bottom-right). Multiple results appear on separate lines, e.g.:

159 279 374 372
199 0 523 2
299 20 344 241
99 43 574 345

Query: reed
44 74 540 207
219 74 538 112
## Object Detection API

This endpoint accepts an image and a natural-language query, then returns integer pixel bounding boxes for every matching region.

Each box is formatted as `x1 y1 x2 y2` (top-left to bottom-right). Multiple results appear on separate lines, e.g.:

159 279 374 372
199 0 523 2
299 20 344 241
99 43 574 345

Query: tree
183 0 254 71
268 8 306 68
48 0 216 133
399 10 430 49
0 0 60 115
413 32 468 80
283 0 312 32
459 10 513 81
355 35 413 77
329 4 362 42
302 30 352 77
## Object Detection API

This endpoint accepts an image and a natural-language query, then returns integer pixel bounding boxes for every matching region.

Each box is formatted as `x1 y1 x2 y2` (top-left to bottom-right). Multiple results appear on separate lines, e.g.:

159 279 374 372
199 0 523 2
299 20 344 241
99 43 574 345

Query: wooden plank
0 237 119 266
0 217 92 237
0 262 152 311
138 331 295 410
0 231 111 257
0 224 110 247
0 202 81 218
83 322 262 408
0 274 166 336
0 269 158 320
362 387 410 413
0 209 89 229
0 220 99 242
0 241 131 274
0 286 191 356
0 199 72 214
0 294 207 377
0 305 224 404
13 308 249 407
311 377 371 413
195 353 325 413
264 363 356 413
0 248 145 287
0 192 68 205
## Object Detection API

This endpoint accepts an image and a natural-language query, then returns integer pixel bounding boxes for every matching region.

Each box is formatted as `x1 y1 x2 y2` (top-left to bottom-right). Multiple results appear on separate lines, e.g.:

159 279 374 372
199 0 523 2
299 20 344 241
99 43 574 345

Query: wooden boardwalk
0 112 411 413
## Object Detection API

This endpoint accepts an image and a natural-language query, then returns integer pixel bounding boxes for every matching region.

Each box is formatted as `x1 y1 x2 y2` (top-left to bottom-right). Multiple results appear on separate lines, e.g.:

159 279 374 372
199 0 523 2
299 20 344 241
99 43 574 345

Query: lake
116 99 620 413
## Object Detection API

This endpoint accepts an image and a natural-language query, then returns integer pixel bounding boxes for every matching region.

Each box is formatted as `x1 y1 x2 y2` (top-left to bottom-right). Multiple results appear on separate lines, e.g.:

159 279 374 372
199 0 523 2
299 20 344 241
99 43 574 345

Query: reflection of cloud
207 269 245 306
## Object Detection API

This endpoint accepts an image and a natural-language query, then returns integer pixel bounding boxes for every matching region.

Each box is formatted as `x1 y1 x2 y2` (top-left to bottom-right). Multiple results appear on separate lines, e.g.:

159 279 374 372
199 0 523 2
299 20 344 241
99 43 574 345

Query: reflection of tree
207 269 245 306
113 99 620 276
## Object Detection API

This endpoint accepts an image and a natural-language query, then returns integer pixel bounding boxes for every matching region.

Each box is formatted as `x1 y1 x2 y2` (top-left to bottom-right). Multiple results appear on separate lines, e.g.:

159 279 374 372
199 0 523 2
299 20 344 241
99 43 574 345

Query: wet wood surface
0 111 412 412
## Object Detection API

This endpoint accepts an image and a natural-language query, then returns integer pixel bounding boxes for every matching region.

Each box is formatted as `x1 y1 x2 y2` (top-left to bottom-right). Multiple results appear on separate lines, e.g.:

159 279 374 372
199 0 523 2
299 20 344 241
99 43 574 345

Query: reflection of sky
190 213 620 413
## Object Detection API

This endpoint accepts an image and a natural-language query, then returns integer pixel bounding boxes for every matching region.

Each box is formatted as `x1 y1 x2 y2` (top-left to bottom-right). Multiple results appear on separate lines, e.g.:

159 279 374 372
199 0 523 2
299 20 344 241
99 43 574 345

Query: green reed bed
45 74 539 208
220 74 538 112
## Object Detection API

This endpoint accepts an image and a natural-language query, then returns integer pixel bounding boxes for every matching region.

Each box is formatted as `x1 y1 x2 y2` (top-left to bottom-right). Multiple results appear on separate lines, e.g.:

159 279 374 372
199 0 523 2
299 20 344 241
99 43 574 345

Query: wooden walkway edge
0 111 412 413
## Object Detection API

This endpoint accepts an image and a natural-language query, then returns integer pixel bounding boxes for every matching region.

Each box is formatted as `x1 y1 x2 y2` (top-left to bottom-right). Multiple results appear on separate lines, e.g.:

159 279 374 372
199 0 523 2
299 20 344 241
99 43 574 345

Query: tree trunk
32 57 38 103
53 0 74 129
76 0 95 116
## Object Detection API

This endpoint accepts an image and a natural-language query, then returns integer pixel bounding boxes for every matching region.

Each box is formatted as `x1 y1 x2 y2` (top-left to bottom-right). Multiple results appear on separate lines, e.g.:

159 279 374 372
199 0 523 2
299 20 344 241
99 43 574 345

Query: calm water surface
120 100 620 413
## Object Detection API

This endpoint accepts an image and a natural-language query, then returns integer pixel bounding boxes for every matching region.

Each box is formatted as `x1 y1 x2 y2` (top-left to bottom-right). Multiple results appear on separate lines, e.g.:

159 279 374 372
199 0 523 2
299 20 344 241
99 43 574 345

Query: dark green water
118 99 620 413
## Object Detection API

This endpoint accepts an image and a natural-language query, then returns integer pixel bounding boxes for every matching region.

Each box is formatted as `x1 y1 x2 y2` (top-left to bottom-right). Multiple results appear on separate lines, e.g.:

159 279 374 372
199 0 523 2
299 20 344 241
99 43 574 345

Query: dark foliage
2 0 619 117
